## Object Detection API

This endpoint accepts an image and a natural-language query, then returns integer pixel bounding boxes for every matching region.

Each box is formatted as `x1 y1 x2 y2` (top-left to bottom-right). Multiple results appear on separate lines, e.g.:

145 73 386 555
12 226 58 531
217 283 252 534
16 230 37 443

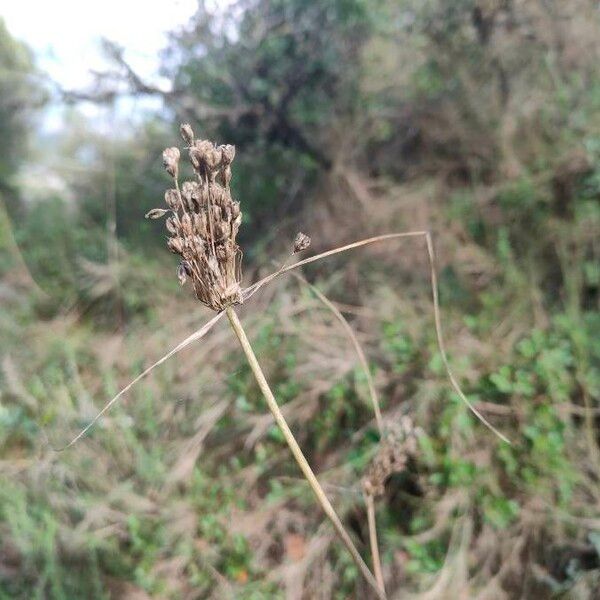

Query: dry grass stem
365 492 385 595
54 311 225 450
246 231 511 444
59 230 510 451
290 272 387 591
225 305 386 600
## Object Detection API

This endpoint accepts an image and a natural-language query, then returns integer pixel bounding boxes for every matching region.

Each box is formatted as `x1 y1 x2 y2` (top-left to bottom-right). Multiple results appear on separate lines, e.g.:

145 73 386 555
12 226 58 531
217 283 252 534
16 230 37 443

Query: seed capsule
165 216 178 234
180 123 194 145
181 213 193 236
167 237 184 255
162 147 180 178
293 232 311 254
165 189 179 209
145 208 169 219
220 144 235 164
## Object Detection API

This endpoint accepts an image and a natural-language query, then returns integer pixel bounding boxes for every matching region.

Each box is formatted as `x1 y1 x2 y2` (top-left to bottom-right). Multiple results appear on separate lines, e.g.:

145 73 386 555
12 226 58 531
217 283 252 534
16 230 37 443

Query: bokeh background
0 1 599 598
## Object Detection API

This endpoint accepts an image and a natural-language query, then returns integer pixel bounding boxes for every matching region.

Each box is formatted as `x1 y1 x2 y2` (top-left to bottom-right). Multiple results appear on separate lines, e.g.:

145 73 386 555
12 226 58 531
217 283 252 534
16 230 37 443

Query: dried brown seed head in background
362 416 421 498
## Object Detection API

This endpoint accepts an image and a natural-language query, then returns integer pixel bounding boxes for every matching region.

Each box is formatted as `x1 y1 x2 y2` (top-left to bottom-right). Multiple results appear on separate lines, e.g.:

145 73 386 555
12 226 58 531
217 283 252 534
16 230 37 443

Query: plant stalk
226 306 386 600
365 492 385 595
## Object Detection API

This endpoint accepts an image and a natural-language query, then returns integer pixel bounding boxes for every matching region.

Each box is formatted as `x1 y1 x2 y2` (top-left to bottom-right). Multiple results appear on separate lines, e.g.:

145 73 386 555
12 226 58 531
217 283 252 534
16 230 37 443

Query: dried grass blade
290 272 383 435
244 231 511 444
243 232 427 302
365 492 385 595
49 310 225 451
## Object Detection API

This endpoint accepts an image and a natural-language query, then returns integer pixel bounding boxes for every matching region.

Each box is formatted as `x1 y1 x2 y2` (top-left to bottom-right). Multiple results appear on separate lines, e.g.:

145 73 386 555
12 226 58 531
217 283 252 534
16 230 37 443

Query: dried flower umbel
148 126 386 598
147 124 243 311
362 416 421 499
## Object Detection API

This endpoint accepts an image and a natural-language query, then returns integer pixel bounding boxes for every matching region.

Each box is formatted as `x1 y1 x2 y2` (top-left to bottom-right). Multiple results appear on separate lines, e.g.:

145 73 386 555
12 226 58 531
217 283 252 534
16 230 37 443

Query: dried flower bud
180 123 194 145
192 185 204 208
181 181 199 211
181 213 193 236
167 237 184 255
193 236 206 254
191 140 219 171
208 147 222 170
293 232 311 254
220 144 235 164
165 189 179 209
181 181 195 201
165 216 178 234
189 146 202 169
162 147 180 178
362 417 420 498
145 208 169 219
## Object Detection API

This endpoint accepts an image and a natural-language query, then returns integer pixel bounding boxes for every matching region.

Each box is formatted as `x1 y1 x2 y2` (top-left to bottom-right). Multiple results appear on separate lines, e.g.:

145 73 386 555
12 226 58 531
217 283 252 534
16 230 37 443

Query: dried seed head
293 232 311 254
177 262 189 285
180 123 194 145
362 416 421 498
154 124 244 311
162 147 180 178
145 208 170 219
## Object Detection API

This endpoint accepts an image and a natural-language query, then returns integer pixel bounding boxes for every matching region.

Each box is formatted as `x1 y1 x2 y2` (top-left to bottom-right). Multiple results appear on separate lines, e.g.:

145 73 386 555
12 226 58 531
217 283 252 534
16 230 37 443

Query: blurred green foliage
0 18 45 195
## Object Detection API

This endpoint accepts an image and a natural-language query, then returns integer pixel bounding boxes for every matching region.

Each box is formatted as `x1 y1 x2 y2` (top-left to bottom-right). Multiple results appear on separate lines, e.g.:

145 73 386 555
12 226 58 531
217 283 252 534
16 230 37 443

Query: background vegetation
0 1 599 598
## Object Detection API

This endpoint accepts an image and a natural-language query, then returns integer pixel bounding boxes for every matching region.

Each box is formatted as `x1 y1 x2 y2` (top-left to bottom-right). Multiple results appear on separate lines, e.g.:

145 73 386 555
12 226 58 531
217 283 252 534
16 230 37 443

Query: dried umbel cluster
362 417 421 498
147 123 243 311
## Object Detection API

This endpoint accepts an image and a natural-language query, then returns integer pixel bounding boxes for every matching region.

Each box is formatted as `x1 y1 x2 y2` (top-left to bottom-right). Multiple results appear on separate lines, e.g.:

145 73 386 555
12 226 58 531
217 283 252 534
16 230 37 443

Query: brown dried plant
56 123 512 598
150 126 243 310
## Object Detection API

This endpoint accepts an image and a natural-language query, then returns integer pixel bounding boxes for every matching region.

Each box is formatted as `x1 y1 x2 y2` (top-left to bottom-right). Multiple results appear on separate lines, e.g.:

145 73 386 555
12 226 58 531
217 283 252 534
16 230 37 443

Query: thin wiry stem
57 230 510 452
365 492 385 595
291 272 383 435
225 306 387 600
291 272 386 592
244 231 511 444
51 311 225 451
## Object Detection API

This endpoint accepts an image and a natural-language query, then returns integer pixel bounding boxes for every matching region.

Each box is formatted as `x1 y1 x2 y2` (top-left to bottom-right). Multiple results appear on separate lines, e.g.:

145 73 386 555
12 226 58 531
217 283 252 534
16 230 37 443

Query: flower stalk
225 305 386 600
145 124 385 596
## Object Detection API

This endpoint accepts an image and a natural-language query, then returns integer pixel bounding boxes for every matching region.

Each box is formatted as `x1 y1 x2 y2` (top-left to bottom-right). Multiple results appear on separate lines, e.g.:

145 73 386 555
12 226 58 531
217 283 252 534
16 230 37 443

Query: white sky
0 0 198 131
1 0 197 87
